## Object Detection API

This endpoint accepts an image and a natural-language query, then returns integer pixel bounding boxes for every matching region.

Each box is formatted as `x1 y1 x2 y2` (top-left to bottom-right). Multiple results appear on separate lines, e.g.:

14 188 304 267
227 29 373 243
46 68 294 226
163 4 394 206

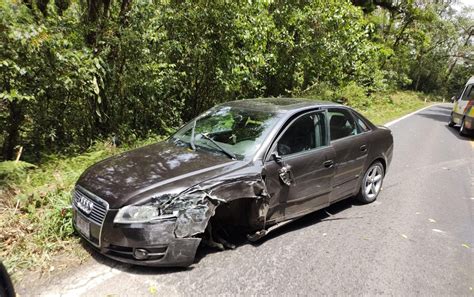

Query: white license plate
76 214 90 238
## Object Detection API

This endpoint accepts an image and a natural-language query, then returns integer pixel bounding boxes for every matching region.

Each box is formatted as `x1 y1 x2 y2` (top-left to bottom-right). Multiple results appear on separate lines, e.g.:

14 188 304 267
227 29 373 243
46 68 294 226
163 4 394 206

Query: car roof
222 97 341 113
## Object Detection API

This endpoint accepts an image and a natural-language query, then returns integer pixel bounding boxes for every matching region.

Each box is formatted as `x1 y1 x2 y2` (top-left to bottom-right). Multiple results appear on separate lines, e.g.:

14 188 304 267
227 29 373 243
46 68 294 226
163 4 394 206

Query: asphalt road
20 104 473 296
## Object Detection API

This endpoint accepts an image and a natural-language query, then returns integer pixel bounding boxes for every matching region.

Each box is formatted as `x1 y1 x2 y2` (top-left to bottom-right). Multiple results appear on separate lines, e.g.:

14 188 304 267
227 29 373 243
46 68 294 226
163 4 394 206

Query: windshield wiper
190 119 197 150
201 133 237 160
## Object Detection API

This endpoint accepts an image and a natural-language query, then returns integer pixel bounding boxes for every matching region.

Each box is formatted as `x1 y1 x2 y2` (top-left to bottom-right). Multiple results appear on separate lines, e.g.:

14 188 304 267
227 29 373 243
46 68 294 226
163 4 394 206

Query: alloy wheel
364 165 383 200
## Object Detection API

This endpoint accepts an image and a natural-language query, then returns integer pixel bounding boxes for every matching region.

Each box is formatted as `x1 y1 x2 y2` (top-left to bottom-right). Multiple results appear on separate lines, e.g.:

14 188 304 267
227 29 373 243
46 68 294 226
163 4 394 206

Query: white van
449 76 474 135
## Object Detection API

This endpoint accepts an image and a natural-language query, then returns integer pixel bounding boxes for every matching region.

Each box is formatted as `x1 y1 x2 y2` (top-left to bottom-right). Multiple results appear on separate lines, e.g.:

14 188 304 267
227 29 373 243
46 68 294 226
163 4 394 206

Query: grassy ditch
0 91 437 279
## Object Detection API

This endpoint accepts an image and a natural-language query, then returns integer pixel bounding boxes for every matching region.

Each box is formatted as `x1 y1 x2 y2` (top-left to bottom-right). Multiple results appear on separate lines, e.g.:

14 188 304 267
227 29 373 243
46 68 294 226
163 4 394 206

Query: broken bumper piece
101 237 201 267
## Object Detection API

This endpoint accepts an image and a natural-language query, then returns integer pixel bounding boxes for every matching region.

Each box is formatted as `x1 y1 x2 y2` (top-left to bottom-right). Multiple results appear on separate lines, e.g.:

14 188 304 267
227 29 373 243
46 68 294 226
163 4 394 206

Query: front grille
73 187 108 225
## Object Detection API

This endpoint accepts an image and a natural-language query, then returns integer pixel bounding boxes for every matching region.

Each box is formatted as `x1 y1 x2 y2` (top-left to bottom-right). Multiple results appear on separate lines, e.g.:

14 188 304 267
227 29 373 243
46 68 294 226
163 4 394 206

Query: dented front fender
77 171 272 267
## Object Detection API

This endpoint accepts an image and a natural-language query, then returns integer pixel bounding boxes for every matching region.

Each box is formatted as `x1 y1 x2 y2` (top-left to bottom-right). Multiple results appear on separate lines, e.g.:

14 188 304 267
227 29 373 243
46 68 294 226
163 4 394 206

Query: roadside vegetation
0 0 472 279
353 91 434 125
0 136 164 278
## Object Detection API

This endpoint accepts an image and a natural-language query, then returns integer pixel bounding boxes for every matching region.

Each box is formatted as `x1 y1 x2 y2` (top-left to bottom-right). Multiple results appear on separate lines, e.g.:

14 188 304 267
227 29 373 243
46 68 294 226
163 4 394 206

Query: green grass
0 90 438 279
300 85 437 125
356 91 434 125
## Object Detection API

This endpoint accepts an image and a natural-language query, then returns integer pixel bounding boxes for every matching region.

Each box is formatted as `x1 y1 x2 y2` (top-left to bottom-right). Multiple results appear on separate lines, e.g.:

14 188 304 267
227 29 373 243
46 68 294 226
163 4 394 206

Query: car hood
76 141 245 208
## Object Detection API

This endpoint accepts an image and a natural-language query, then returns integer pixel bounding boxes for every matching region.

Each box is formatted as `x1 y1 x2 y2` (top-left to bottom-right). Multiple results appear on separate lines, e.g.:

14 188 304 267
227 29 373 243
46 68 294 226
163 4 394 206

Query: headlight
113 192 206 224
114 205 165 224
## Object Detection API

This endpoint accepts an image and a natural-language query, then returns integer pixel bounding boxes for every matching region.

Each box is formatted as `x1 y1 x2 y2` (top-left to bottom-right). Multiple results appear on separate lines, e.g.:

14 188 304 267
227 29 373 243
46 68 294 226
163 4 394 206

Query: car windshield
171 105 280 160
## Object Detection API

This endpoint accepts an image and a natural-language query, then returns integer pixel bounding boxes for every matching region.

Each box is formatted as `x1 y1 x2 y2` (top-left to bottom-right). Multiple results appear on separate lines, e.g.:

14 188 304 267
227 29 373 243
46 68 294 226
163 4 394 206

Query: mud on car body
72 98 393 267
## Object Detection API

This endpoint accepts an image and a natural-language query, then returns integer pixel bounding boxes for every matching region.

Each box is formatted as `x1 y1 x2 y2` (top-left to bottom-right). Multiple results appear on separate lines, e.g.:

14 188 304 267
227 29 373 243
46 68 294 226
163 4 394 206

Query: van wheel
356 161 384 204
448 113 455 127
459 117 468 136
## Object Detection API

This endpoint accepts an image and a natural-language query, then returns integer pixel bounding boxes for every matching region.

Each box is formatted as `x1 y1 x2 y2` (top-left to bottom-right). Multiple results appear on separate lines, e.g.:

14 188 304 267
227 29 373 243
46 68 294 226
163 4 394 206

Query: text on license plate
76 214 90 238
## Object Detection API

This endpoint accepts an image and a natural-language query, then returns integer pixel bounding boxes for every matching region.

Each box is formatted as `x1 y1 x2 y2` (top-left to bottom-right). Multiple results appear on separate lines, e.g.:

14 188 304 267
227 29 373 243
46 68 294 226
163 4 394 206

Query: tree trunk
2 100 24 161
119 0 132 25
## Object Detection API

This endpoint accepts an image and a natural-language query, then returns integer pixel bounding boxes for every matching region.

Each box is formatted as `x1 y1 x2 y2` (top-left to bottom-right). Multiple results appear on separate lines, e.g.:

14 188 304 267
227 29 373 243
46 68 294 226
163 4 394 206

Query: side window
461 85 473 101
353 113 370 133
328 108 358 141
277 111 327 156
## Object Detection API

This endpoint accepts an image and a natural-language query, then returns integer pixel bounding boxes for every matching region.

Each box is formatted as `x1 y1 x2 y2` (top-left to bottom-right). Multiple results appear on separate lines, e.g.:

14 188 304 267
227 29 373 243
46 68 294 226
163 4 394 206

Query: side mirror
271 151 283 164
450 96 457 103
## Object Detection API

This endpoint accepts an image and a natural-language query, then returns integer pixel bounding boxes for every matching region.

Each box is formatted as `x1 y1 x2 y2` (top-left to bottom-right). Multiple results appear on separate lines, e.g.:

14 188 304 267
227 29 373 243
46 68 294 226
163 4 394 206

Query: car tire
448 113 455 127
0 263 14 297
459 117 468 136
356 161 384 204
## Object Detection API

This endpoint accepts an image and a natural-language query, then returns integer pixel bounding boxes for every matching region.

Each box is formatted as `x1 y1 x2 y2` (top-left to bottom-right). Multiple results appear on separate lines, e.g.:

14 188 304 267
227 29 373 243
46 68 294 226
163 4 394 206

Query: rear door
327 108 369 202
264 110 336 222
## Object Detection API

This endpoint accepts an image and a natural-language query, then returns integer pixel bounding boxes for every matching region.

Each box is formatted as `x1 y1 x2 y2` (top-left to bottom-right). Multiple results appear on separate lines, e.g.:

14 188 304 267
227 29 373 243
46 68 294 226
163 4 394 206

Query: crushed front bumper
73 209 201 267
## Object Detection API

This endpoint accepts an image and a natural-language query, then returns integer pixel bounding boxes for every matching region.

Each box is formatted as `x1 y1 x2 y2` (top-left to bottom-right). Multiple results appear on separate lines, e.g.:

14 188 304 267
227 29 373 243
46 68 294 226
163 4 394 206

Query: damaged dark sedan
72 98 393 267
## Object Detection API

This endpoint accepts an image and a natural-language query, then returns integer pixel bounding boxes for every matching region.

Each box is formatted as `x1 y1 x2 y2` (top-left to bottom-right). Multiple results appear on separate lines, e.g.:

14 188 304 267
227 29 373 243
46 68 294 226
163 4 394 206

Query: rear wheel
357 161 384 204
448 113 455 127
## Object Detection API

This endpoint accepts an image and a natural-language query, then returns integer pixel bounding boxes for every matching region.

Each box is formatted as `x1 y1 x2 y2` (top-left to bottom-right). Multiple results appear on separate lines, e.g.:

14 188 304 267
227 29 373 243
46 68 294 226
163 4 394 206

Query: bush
0 161 37 186
336 82 370 108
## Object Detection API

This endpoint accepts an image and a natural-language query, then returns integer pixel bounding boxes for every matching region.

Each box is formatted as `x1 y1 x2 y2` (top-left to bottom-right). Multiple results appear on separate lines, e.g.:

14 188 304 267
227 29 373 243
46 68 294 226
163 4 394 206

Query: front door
327 108 368 202
264 110 336 222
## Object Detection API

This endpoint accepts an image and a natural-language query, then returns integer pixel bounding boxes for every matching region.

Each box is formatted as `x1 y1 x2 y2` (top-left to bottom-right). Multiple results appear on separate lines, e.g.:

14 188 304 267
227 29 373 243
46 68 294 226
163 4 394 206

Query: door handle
323 160 334 168
360 145 367 152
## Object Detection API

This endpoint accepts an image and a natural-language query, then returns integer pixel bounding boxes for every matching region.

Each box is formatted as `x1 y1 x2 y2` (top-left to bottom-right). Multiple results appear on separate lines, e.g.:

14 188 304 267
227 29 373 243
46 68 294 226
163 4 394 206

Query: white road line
384 104 443 127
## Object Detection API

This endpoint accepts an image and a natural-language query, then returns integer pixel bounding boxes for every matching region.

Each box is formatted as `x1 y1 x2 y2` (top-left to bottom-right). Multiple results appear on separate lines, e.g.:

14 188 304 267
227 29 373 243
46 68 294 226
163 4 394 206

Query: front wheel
356 161 385 204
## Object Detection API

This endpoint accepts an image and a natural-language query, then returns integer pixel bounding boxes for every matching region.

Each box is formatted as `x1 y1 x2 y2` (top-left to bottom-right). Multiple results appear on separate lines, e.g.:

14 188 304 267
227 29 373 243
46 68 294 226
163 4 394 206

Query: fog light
465 120 472 129
133 248 149 260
